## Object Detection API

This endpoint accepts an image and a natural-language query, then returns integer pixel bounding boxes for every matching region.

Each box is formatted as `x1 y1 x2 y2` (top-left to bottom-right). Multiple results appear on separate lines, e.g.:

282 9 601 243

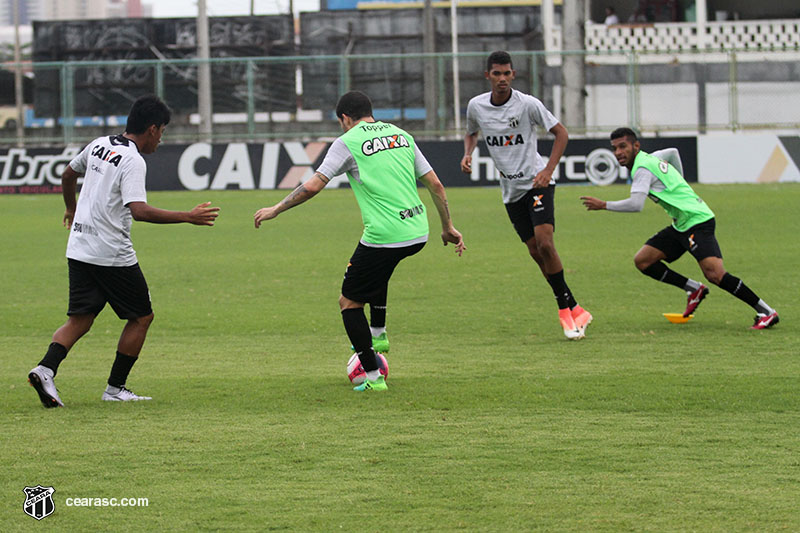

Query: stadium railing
2 47 799 147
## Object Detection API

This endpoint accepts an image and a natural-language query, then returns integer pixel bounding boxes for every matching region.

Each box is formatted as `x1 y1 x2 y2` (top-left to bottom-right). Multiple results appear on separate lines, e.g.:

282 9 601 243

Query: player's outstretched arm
582 192 647 213
580 196 607 211
128 201 220 225
254 172 330 228
61 165 81 228
418 170 466 256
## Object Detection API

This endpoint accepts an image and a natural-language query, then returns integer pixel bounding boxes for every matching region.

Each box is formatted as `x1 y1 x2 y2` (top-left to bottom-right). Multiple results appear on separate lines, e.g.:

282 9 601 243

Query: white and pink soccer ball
347 352 389 384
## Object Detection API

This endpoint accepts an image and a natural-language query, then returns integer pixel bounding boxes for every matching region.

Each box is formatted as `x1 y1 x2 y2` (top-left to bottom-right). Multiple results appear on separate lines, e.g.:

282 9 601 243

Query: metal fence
3 47 799 147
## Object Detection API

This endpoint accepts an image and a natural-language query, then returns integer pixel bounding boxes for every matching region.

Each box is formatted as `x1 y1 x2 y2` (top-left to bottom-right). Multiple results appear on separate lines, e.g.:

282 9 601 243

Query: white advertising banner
698 135 800 184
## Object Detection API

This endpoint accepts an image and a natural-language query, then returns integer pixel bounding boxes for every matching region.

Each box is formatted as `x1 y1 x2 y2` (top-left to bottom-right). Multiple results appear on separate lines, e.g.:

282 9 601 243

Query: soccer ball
347 352 389 385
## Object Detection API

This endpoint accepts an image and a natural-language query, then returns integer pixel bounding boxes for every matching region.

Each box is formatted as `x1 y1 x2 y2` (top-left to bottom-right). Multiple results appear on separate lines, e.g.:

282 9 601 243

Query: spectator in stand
604 6 620 25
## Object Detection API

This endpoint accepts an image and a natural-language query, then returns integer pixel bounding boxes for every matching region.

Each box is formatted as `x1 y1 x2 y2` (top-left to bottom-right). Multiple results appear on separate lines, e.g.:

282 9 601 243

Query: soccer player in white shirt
28 95 220 407
461 51 592 339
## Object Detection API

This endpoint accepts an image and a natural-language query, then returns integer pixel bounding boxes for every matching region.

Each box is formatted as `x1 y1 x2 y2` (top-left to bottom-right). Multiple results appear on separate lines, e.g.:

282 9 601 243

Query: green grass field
2 184 798 531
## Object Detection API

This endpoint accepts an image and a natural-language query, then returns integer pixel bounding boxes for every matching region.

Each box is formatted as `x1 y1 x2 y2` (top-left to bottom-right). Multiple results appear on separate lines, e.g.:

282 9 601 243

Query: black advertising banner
0 137 697 194
431 137 698 188
0 147 80 194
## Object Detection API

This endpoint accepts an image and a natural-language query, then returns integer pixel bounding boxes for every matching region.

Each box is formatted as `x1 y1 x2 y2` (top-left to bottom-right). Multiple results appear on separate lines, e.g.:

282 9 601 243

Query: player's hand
63 209 75 228
533 168 553 188
188 202 220 226
442 227 466 257
460 155 472 174
254 206 279 228
580 196 607 211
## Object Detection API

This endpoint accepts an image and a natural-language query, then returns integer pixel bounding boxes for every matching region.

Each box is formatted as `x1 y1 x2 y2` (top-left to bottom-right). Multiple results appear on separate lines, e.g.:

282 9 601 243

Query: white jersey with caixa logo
66 135 147 267
466 89 559 204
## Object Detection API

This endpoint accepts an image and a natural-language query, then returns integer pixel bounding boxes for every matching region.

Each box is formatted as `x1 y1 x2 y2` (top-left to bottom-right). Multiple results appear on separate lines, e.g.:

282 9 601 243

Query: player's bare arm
61 165 81 227
461 132 479 173
254 172 330 228
534 122 568 188
580 196 607 210
418 170 466 256
129 201 220 225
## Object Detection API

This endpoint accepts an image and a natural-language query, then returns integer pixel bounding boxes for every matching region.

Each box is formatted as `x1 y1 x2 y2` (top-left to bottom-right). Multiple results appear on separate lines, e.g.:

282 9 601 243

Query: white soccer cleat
28 365 64 408
102 386 152 402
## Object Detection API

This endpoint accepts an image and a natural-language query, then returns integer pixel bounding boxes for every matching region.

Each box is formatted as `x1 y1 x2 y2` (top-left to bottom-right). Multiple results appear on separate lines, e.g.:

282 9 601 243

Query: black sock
108 351 138 388
641 262 689 289
39 342 68 376
370 289 387 329
546 270 574 310
718 273 761 309
370 306 386 330
566 291 577 309
341 308 378 372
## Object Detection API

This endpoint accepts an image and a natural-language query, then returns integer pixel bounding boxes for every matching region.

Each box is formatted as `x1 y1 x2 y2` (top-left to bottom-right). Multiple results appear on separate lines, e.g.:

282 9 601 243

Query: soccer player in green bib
581 127 778 329
254 91 466 391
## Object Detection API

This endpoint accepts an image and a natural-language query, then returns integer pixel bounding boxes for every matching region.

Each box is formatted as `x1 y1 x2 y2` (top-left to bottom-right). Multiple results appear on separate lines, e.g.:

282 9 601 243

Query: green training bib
340 121 429 245
632 150 714 232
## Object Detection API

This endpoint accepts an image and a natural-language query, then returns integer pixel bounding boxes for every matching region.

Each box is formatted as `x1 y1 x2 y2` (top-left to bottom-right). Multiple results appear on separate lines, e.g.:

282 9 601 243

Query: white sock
105 385 122 394
366 370 381 381
755 300 775 315
370 326 386 338
684 280 702 292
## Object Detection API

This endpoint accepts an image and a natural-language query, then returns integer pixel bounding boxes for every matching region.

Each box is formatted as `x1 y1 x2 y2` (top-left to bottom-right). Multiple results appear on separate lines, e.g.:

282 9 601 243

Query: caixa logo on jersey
362 135 410 155
23 485 55 520
485 134 525 146
91 144 123 167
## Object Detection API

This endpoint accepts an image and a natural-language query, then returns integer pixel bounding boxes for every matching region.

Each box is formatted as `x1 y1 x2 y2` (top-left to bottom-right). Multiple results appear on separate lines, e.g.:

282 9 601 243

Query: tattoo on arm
280 184 309 210
277 173 327 212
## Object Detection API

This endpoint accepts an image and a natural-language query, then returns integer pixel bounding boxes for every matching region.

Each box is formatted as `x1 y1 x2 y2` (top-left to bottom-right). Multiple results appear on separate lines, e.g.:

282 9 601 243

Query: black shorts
504 185 556 242
67 259 153 319
341 242 425 303
645 218 722 263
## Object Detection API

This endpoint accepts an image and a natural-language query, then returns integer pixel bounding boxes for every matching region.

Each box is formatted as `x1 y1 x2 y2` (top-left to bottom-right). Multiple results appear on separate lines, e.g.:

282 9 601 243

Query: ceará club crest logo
508 117 519 128
23 485 55 520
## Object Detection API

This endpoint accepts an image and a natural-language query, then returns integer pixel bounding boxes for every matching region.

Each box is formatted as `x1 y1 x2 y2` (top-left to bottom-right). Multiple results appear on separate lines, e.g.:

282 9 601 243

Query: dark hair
487 50 513 72
610 127 638 142
336 91 373 120
126 95 171 134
